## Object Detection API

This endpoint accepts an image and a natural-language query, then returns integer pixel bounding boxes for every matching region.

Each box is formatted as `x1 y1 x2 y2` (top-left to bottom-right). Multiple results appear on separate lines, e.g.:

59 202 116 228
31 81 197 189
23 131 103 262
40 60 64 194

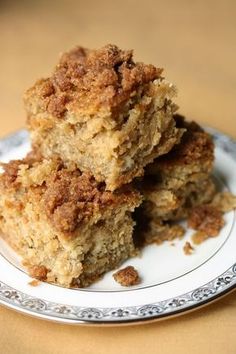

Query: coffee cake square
0 154 141 287
25 44 183 191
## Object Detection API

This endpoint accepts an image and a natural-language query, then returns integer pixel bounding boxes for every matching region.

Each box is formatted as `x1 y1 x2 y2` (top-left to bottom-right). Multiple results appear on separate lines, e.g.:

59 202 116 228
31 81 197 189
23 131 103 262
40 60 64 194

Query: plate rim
0 127 235 325
0 262 236 325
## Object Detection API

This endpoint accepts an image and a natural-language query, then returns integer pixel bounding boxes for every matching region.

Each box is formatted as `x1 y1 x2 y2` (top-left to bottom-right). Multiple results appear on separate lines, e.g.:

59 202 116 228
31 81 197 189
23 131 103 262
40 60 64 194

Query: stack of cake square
0 45 215 287
137 114 215 245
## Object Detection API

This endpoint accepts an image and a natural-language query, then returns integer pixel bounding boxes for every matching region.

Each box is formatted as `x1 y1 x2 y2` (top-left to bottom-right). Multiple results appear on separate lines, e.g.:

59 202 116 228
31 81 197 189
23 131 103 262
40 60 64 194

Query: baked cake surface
25 44 183 191
0 154 141 287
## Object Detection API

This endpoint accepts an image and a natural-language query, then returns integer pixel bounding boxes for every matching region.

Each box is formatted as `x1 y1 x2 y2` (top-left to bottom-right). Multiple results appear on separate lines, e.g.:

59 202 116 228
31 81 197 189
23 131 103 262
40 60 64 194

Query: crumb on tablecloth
113 266 140 287
183 241 194 255
188 204 224 237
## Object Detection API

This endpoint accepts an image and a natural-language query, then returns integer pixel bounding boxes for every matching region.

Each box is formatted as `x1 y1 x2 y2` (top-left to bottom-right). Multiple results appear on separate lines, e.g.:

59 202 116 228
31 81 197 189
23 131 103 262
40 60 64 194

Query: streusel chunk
113 266 140 286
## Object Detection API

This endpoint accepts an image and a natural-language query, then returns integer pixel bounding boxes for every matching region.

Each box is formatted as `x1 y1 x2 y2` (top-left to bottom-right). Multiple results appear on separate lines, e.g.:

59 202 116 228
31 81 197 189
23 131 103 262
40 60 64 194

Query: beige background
0 0 236 353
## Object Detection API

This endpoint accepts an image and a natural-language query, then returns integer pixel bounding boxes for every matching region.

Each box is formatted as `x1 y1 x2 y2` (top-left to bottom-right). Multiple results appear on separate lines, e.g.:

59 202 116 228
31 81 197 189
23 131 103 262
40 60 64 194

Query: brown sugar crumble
156 115 214 168
188 204 225 237
183 241 194 255
113 266 140 287
38 44 163 118
43 168 139 234
1 156 140 235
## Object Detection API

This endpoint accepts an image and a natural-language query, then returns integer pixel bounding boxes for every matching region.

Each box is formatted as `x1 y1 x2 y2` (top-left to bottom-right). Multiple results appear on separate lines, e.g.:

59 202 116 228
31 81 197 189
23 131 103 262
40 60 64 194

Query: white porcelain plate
0 128 235 325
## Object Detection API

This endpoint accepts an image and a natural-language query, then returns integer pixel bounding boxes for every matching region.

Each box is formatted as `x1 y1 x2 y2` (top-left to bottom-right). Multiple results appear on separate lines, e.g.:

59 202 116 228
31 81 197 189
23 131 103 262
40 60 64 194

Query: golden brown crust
188 204 224 236
31 44 163 118
113 266 140 286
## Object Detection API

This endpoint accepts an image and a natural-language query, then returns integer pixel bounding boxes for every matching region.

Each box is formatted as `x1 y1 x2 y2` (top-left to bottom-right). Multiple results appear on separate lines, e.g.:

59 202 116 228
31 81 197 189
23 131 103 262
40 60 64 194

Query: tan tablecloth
0 1 235 353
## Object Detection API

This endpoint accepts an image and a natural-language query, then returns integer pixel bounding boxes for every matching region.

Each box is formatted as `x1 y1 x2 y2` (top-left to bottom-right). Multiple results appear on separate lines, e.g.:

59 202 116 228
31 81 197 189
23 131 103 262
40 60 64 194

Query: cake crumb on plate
113 266 140 287
28 279 40 287
183 241 194 255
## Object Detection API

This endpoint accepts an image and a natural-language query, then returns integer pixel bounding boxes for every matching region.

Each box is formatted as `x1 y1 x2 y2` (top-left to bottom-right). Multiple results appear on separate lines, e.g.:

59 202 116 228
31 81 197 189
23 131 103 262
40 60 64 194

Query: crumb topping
113 266 140 286
0 160 22 186
43 169 139 233
183 241 194 255
188 204 224 237
157 115 214 167
0 151 42 187
0 156 140 233
30 44 163 118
